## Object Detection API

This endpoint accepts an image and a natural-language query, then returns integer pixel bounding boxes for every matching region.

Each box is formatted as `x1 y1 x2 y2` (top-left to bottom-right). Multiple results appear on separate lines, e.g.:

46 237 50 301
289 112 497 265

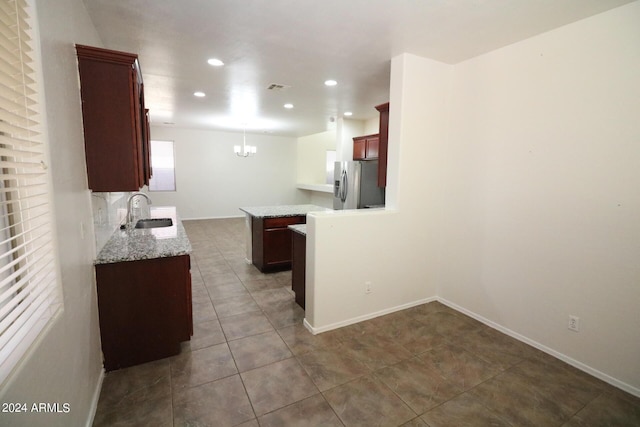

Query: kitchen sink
135 218 173 229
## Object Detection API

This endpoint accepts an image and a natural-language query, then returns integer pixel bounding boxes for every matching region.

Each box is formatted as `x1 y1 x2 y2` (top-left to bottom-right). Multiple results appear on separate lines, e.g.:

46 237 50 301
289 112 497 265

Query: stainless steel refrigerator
333 160 385 210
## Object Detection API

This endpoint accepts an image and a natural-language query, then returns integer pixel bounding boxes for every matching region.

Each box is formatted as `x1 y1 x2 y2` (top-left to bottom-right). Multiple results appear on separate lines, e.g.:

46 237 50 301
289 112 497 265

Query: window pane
148 140 176 192
325 150 336 184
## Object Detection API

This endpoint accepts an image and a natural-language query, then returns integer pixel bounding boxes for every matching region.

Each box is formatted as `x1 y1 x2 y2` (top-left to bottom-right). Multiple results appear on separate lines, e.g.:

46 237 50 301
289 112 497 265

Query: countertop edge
239 204 332 218
288 224 307 236
95 207 192 265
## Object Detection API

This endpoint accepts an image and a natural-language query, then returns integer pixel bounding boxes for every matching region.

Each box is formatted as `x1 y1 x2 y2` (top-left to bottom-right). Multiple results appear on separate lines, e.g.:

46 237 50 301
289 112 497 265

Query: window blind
0 0 61 384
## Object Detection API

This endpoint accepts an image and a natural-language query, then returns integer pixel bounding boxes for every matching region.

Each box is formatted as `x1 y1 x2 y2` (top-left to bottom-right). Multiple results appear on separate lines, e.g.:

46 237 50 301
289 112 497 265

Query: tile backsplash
92 192 130 254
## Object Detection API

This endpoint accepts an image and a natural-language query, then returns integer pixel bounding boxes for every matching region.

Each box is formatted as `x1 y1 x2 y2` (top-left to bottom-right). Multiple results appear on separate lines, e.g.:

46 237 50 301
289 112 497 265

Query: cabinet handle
340 169 348 202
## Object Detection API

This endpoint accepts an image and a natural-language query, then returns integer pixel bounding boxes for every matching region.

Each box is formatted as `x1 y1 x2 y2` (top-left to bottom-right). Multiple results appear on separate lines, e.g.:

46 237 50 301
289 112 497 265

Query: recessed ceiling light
324 79 337 86
207 58 224 66
344 111 353 116
194 91 206 97
284 103 294 109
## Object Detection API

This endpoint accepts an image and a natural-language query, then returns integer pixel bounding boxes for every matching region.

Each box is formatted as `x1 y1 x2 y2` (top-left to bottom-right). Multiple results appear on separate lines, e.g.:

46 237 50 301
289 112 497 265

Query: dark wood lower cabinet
251 216 306 272
95 255 193 371
291 231 306 309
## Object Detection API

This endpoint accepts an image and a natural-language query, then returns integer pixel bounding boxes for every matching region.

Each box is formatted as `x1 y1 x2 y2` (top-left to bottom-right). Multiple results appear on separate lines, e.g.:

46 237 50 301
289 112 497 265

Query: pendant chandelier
234 127 257 157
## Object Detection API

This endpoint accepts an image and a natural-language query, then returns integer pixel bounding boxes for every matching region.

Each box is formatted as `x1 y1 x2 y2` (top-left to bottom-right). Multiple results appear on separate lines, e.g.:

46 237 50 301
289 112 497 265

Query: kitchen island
239 204 330 273
94 206 193 371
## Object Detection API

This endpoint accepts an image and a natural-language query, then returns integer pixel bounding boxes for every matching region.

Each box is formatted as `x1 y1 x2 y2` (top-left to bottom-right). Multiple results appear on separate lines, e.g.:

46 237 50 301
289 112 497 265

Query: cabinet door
251 216 305 272
143 108 152 184
131 68 145 189
76 44 149 192
264 228 293 265
95 255 192 371
353 137 366 160
365 135 379 159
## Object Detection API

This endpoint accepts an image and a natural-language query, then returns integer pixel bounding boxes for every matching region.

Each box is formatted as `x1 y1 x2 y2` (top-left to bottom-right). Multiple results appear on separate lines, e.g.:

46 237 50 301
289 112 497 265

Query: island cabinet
95 255 192 371
76 44 151 192
353 134 379 161
252 216 306 272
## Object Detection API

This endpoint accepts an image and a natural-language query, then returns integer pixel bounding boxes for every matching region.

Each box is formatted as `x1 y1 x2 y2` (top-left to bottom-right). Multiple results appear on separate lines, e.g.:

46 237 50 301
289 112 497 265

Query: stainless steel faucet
126 192 152 225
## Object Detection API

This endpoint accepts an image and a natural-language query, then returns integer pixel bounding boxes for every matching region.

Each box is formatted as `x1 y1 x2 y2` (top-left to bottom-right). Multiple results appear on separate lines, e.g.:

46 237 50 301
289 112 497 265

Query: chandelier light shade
234 127 257 157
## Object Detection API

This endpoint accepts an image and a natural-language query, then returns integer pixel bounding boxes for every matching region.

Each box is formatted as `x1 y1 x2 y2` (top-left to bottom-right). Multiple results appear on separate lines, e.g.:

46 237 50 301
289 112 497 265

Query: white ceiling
82 0 633 137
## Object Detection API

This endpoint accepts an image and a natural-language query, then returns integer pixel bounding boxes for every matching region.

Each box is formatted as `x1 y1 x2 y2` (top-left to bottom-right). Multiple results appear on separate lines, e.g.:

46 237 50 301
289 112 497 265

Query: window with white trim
0 0 62 384
148 140 176 192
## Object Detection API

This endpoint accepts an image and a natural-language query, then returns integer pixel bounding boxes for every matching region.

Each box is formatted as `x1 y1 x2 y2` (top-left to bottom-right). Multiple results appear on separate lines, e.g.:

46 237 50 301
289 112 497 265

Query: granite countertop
95 206 192 265
288 224 307 236
239 204 332 218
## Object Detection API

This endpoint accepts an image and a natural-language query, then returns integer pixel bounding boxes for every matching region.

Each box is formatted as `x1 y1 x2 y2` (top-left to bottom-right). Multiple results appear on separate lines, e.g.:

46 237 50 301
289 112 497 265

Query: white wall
306 54 452 331
307 1 640 396
363 116 380 135
0 0 105 425
296 130 336 185
439 2 640 395
304 191 333 209
336 118 366 161
148 126 304 219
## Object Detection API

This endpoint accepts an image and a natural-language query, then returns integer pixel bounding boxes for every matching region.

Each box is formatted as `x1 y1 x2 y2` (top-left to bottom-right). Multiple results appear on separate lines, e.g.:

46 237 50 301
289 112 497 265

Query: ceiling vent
266 83 291 91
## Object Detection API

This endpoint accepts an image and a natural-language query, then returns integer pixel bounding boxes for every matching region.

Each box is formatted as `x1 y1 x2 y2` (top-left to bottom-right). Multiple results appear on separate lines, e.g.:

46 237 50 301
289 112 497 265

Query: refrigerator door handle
340 169 348 202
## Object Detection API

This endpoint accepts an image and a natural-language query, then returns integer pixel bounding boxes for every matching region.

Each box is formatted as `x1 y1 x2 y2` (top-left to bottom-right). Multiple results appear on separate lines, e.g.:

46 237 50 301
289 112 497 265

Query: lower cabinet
95 254 193 371
291 231 306 309
251 216 306 272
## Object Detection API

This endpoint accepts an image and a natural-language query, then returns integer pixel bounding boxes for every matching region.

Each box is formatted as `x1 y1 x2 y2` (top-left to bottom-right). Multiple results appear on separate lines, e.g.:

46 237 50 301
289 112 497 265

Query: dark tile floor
93 218 640 426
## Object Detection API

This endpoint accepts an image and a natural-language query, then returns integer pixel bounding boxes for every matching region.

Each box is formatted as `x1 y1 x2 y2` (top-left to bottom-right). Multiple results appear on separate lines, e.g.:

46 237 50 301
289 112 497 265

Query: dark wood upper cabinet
353 134 379 161
375 102 389 188
76 44 151 191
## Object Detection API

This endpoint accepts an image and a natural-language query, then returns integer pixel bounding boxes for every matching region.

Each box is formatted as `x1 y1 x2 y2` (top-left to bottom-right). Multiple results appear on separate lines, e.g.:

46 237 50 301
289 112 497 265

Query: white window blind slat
0 280 56 354
0 223 51 263
0 258 55 331
0 0 16 14
0 160 43 171
0 135 40 151
0 79 36 102
0 53 35 79
0 185 47 200
0 254 55 320
0 95 38 117
0 101 38 127
0 0 61 385
0 119 40 138
0 82 35 111
0 145 43 159
0 222 51 273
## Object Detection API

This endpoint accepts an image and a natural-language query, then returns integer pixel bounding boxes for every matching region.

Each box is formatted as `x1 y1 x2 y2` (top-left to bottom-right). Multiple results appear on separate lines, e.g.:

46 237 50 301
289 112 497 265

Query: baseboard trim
437 297 640 398
303 296 437 335
86 367 105 427
302 295 639 398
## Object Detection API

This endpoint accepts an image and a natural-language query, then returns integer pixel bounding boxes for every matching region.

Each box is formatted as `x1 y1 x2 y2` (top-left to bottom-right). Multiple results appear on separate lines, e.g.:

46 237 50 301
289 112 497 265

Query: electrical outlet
568 315 580 332
365 281 372 294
